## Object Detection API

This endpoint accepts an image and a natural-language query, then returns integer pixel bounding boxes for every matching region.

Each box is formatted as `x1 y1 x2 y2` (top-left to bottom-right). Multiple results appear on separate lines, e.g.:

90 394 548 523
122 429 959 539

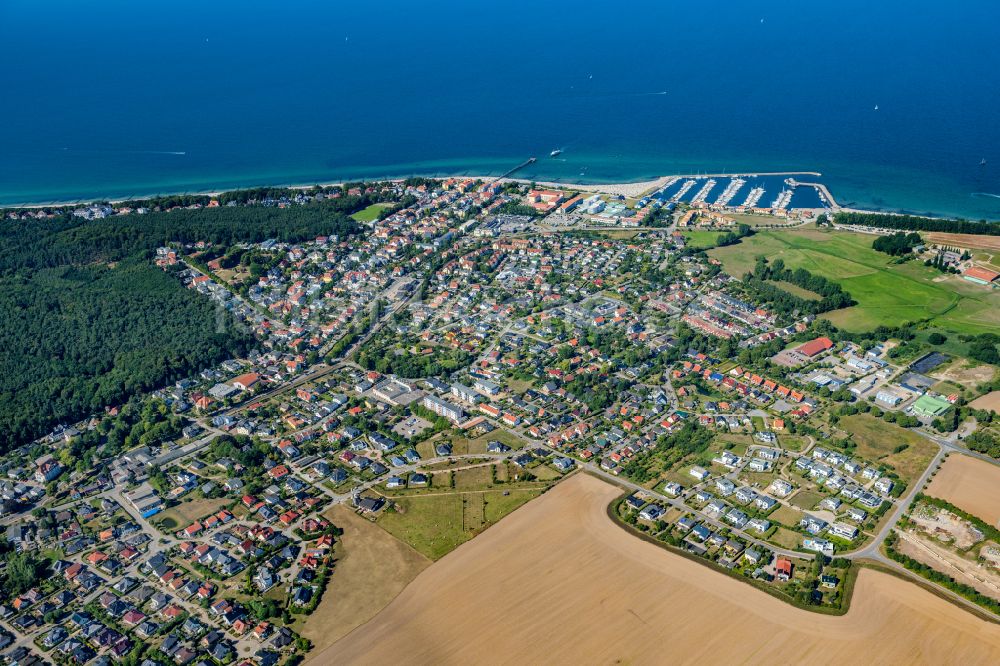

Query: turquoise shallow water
2 0 999 219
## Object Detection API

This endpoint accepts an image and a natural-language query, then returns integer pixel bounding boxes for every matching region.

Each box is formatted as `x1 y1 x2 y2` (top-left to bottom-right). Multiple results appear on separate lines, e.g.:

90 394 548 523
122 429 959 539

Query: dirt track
321 474 1000 665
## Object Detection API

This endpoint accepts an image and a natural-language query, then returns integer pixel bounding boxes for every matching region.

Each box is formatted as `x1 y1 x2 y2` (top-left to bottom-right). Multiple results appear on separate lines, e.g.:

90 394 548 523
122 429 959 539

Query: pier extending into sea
785 178 841 209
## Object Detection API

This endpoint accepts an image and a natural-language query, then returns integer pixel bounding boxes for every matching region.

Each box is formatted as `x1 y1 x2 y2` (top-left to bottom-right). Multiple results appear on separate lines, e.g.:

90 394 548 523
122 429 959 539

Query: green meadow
680 230 724 249
708 228 1000 334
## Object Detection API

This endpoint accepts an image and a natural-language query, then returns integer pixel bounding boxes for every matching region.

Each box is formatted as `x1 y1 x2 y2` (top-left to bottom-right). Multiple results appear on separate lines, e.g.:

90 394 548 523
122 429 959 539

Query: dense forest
0 198 369 452
0 260 253 449
872 231 922 256
835 212 1000 236
0 197 365 274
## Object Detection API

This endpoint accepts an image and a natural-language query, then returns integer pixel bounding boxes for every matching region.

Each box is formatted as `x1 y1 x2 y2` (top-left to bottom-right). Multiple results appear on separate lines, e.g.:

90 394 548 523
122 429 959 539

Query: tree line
744 257 856 315
0 197 365 275
835 212 1000 236
0 259 253 451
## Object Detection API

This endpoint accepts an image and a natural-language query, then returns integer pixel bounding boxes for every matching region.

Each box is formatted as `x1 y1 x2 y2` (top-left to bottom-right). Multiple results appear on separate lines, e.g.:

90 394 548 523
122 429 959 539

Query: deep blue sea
2 0 999 219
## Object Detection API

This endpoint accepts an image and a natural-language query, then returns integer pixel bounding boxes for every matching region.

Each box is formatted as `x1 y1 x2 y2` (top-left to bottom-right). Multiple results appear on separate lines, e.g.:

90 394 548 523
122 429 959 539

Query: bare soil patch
926 455 1000 526
898 530 1000 600
910 503 984 549
933 362 995 391
319 475 1000 665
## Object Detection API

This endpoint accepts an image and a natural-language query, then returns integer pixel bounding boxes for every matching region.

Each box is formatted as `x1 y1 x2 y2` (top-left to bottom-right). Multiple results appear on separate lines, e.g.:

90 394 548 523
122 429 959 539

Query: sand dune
320 474 1000 665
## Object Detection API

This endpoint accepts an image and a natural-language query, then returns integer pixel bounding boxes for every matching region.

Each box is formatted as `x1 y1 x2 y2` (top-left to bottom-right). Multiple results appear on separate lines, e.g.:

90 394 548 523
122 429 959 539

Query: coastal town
3 173 1000 665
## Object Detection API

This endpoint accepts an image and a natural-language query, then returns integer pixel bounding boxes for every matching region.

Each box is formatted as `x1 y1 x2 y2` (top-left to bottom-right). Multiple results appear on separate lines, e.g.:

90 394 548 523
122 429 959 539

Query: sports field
708 228 1000 333
319 475 1000 665
350 202 393 222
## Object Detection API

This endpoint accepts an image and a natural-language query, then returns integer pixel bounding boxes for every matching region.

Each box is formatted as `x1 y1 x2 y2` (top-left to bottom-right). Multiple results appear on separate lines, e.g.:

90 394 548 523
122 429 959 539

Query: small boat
874 104 879 111
550 149 562 158
981 158 988 166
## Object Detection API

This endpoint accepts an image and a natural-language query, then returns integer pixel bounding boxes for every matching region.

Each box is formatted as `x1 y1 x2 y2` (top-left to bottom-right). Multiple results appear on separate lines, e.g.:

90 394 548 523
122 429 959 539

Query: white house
689 466 710 481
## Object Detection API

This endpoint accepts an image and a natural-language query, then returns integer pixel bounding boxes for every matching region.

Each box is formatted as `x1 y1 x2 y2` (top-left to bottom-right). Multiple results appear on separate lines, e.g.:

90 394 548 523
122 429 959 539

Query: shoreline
5 170 990 221
1 170 827 210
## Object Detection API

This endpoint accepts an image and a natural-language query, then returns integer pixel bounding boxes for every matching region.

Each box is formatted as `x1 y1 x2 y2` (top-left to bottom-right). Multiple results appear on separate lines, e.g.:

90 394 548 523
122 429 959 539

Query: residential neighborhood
3 176 1000 664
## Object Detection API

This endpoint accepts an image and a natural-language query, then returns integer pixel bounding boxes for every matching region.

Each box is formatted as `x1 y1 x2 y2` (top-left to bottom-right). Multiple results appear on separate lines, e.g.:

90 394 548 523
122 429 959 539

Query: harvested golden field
926 454 1000 526
319 474 1000 665
970 391 1000 414
300 505 430 652
925 232 1000 253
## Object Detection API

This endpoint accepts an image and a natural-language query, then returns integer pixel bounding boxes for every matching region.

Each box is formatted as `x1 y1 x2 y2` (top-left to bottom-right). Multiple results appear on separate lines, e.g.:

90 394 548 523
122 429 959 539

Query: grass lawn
151 497 231 532
376 488 542 560
453 465 494 490
779 435 809 452
350 202 393 222
770 280 822 300
788 490 824 511
708 228 1000 334
681 230 725 249
838 414 937 483
729 212 802 227
419 429 523 458
740 470 779 489
662 465 697 488
376 494 466 560
769 526 803 549
715 433 753 455
505 378 535 394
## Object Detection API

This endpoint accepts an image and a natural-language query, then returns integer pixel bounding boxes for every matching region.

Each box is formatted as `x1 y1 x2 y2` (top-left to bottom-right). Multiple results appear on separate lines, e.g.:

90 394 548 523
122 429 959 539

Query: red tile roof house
797 336 834 357
122 610 145 626
232 373 261 391
268 465 290 480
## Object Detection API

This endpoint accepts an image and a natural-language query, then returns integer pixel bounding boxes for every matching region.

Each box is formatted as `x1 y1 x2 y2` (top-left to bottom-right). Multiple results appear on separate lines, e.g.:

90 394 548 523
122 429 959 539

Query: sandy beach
319 474 1000 665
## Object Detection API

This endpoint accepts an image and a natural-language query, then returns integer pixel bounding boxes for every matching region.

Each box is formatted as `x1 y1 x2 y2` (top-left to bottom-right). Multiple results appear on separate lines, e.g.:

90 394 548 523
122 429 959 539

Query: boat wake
61 148 186 156
971 192 1000 200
